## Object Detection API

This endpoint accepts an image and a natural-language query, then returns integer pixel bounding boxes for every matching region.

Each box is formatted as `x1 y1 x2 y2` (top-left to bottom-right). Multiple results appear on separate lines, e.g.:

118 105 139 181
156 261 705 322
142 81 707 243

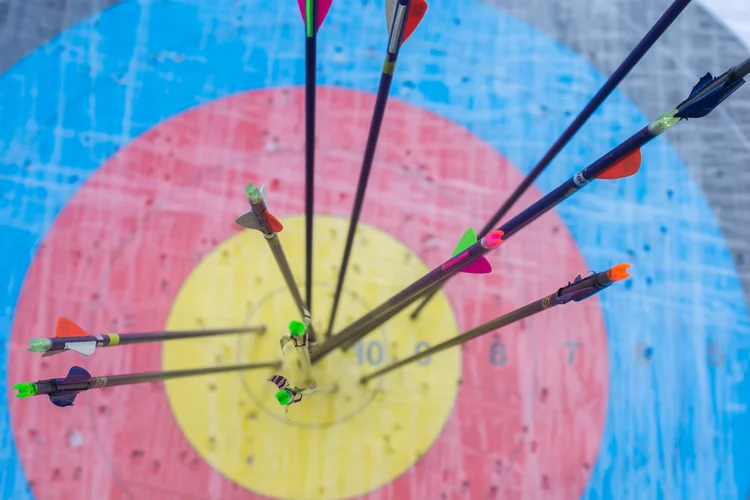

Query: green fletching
13 382 37 398
306 0 314 37
289 320 306 337
27 338 52 353
452 228 478 257
275 390 292 405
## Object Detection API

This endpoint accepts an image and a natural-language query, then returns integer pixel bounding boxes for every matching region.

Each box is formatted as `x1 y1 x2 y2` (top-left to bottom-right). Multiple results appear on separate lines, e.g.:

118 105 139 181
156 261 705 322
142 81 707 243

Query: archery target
1 0 749 499
7 86 607 498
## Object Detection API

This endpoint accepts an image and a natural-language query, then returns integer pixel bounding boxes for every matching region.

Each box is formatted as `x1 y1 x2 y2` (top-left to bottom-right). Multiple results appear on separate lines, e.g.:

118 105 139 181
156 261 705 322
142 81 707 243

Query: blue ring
1 0 748 497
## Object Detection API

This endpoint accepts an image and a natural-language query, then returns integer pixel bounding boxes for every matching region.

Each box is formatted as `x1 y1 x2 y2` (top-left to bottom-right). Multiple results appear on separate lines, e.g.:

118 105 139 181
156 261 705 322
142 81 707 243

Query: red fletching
596 148 642 179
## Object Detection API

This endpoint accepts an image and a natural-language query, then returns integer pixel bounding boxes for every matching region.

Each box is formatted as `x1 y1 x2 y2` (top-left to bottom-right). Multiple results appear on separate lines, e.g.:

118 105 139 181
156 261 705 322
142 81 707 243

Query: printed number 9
415 341 431 366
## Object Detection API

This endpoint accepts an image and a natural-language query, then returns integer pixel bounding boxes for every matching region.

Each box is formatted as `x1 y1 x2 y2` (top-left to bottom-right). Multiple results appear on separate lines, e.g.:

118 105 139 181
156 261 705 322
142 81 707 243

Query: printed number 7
563 341 580 365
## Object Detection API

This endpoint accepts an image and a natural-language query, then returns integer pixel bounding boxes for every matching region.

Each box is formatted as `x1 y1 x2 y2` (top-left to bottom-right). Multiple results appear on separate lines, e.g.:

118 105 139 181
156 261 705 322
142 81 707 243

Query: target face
1 0 750 499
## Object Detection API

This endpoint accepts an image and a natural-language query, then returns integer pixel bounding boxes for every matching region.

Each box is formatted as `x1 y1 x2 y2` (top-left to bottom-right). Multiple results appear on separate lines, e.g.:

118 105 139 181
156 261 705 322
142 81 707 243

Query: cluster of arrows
13 0 750 411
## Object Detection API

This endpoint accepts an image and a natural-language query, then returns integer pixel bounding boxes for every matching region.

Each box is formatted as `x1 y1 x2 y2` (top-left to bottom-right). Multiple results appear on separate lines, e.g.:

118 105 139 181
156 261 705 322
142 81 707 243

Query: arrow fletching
65 341 97 356
386 0 428 45
56 317 88 338
452 228 492 274
260 184 270 211
595 148 642 180
297 0 333 33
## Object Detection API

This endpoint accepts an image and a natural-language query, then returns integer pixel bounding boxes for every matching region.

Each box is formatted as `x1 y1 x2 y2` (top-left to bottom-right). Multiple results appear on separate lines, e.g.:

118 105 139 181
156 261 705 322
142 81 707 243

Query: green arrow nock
289 320 306 337
245 183 262 204
27 338 52 353
13 382 37 398
275 390 292 406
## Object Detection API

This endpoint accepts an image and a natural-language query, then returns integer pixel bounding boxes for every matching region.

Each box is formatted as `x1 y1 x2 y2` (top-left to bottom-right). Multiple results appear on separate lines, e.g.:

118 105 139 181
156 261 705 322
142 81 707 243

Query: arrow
325 0 427 338
12 361 280 408
26 318 265 357
236 182 318 343
360 263 631 383
408 0 693 320
310 57 749 363
296 0 334 317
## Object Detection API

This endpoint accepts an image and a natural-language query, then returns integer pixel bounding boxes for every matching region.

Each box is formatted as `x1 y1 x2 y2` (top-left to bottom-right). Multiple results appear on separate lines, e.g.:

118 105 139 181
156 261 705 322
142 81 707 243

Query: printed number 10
355 341 383 366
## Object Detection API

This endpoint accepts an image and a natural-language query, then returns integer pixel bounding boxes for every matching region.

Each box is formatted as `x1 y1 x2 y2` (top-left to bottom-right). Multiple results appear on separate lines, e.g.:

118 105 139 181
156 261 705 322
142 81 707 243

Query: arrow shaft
325 64 399 337
313 111 681 362
26 362 280 402
43 326 265 353
245 187 319 343
304 0 317 315
360 267 624 382
361 294 556 383
325 0 413 337
100 361 280 387
267 234 318 342
410 0 692 320
731 57 750 81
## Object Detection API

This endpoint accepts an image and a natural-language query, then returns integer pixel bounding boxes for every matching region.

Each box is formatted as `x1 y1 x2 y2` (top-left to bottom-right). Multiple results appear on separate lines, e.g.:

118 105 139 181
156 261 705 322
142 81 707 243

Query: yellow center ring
163 215 461 499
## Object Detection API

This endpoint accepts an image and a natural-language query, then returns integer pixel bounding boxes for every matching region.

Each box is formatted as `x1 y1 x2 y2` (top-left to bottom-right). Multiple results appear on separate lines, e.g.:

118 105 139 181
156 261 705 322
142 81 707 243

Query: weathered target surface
0 0 749 499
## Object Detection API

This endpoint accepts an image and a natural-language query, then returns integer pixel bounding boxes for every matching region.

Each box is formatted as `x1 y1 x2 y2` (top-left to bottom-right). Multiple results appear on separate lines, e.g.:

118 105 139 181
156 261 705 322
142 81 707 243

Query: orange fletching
55 317 88 338
402 0 427 44
266 212 284 233
596 149 641 179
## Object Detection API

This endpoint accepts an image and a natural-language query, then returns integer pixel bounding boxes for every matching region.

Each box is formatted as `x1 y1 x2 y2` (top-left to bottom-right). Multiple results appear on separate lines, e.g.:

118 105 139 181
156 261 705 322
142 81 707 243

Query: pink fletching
461 256 492 274
297 0 333 31
441 252 492 274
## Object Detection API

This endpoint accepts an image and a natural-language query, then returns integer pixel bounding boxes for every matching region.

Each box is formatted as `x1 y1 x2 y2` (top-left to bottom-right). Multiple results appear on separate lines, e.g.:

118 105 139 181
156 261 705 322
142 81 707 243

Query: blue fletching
676 79 746 119
50 391 79 407
688 72 714 98
63 366 91 383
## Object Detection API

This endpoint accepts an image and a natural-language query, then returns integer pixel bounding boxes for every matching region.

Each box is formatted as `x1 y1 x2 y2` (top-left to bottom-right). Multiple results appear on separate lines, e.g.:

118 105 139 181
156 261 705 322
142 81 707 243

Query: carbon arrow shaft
360 264 630 383
99 361 280 387
304 0 318 315
13 361 281 407
30 325 265 356
409 0 692 320
325 0 413 338
237 183 318 343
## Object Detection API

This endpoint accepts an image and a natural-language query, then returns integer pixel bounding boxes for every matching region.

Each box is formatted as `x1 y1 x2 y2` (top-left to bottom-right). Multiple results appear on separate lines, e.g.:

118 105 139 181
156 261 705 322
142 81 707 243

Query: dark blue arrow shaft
409 0 692 320
326 0 412 338
305 2 317 315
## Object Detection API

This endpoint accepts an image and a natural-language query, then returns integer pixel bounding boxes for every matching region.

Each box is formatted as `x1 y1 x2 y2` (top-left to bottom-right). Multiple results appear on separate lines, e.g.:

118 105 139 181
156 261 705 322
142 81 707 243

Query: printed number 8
490 340 506 366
